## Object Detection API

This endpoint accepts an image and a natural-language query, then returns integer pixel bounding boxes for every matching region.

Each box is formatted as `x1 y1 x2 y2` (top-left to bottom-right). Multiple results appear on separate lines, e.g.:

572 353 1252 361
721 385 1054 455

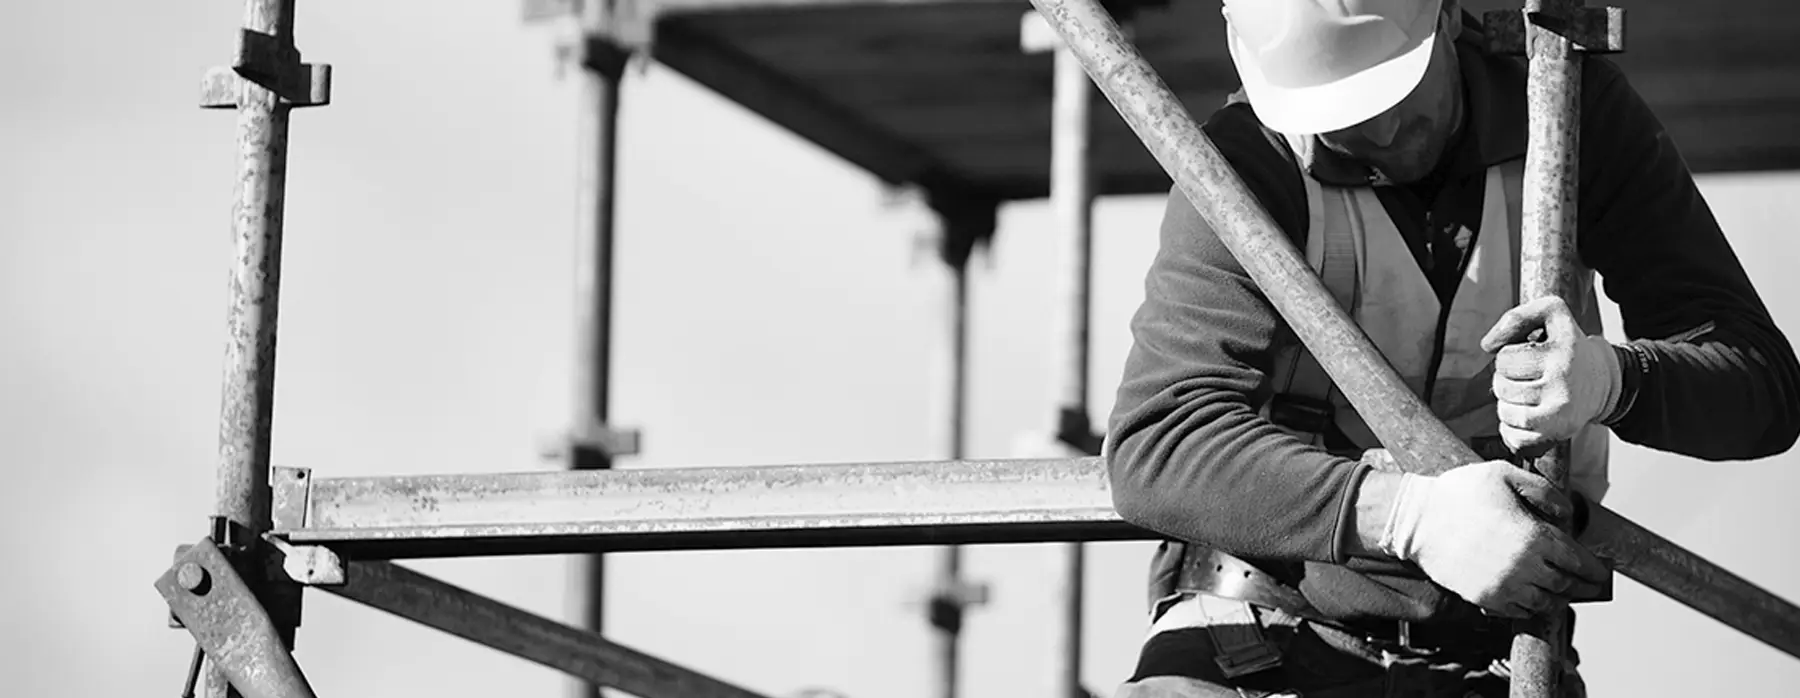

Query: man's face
1316 19 1464 184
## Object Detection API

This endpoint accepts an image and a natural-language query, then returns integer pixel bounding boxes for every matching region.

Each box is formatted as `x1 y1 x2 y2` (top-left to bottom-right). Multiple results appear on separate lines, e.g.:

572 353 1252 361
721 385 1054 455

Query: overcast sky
4 1 1799 696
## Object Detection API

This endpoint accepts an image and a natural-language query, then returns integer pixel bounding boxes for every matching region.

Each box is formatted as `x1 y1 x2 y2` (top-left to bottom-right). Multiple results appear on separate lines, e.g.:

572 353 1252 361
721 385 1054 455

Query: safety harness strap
1270 159 1361 440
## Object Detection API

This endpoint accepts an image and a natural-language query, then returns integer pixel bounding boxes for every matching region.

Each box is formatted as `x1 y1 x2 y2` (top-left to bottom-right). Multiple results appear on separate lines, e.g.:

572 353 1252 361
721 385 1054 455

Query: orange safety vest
1259 147 1613 502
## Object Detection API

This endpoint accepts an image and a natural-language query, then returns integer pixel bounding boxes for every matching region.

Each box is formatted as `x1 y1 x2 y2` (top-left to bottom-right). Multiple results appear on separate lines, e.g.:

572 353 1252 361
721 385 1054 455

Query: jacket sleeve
1105 109 1372 564
1575 58 1800 460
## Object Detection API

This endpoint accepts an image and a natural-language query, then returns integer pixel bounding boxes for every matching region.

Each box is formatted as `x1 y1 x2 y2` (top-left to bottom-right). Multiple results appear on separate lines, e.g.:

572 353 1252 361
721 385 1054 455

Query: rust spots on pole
198 0 328 695
157 539 319 698
1482 1 1626 693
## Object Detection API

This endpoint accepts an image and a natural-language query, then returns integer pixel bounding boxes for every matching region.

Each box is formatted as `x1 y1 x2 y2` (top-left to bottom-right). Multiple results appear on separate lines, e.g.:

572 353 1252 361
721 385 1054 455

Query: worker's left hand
1480 297 1623 453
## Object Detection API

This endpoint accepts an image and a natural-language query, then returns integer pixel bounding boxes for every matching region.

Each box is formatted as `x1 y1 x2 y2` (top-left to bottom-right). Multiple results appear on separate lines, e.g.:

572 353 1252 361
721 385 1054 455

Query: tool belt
1170 545 1519 678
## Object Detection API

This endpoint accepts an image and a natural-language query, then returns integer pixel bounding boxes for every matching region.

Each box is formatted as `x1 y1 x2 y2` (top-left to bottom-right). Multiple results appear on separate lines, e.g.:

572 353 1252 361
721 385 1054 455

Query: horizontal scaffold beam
270 459 1146 559
273 456 1800 660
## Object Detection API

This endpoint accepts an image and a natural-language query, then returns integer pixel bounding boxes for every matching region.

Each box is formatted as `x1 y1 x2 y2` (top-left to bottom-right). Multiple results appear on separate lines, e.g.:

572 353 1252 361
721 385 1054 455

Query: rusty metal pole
204 0 305 695
1477 2 1627 693
1050 37 1096 698
1024 0 1800 665
1507 0 1591 694
566 19 635 698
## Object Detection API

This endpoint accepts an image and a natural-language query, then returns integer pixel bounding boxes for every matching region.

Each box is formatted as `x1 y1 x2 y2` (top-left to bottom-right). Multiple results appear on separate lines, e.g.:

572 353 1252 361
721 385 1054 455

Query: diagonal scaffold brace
158 535 323 698
1022 0 1800 670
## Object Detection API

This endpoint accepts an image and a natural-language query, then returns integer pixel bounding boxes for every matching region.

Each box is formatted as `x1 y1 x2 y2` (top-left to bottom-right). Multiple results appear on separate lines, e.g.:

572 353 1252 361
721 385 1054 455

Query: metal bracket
1054 406 1104 457
200 29 332 109
271 466 312 531
263 535 347 587
550 422 643 466
925 580 991 634
527 0 658 62
555 34 636 81
155 537 319 698
926 190 1000 272
1484 4 1626 56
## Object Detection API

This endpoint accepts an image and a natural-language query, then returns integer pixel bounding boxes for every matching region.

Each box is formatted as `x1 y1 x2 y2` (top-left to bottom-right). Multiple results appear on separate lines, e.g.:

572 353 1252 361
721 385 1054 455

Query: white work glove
1480 297 1622 453
1378 461 1610 618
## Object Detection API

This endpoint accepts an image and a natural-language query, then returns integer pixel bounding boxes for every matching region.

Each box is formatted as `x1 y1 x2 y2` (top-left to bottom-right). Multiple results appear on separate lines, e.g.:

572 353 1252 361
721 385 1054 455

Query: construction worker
1104 0 1800 696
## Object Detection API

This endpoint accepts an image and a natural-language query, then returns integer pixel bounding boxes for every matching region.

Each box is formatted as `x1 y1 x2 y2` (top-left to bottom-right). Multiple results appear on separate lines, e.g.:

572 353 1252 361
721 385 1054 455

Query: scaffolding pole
197 0 324 694
1485 1 1626 694
565 13 639 698
1049 29 1096 698
921 199 997 698
934 231 971 698
1023 12 1110 693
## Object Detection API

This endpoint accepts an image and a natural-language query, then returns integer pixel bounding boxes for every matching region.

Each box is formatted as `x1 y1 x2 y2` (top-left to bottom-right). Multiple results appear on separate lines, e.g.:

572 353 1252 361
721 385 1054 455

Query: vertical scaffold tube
568 26 629 698
1051 38 1095 698
933 257 971 698
209 1 298 696
1509 1 1588 695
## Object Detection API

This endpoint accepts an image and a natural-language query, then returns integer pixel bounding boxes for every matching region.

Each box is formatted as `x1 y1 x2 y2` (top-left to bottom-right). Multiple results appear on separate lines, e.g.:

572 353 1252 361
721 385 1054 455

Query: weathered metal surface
1483 5 1627 55
1502 0 1617 693
269 467 310 531
330 560 774 698
262 534 346 586
276 458 1140 556
199 27 331 111
215 0 292 574
1580 503 1800 659
156 539 318 698
203 0 315 696
1023 0 1800 664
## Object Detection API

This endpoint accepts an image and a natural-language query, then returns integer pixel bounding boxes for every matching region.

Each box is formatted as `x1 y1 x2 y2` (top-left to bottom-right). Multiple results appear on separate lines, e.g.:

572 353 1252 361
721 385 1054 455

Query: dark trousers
1111 593 1586 698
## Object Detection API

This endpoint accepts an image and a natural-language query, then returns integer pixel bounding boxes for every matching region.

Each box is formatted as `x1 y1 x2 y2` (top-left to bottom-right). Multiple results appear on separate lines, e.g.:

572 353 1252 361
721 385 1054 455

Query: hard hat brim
1227 26 1440 137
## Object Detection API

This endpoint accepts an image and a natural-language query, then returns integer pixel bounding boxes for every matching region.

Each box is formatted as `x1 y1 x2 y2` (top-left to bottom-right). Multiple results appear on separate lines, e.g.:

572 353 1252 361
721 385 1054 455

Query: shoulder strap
1273 134 1360 431
1279 207 1357 417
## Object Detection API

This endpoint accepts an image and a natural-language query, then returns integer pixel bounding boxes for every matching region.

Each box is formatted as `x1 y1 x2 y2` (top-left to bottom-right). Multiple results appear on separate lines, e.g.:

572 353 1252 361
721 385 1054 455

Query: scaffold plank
273 459 1147 559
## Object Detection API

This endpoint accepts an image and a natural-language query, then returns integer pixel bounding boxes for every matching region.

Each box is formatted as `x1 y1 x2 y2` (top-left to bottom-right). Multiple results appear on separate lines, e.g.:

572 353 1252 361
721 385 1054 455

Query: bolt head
177 562 209 592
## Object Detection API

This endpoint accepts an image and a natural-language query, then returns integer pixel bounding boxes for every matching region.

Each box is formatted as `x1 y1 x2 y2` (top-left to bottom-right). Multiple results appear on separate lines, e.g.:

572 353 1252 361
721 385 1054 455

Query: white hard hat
1222 0 1445 136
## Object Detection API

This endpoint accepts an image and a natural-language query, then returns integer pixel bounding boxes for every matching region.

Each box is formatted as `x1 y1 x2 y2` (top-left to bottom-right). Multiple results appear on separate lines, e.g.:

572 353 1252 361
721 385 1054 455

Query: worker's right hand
1380 461 1610 618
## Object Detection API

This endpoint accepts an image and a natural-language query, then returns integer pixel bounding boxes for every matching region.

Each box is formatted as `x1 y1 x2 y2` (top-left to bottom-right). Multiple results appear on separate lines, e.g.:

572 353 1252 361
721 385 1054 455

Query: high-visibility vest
1260 150 1613 502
